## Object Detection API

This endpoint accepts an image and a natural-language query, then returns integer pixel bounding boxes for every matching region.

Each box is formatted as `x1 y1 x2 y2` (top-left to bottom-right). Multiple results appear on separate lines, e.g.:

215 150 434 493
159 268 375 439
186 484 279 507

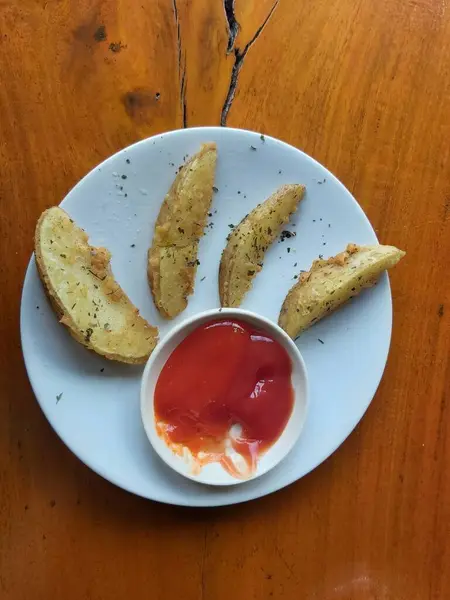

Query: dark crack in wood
224 0 239 53
220 0 280 126
181 55 187 128
172 0 187 127
220 49 244 127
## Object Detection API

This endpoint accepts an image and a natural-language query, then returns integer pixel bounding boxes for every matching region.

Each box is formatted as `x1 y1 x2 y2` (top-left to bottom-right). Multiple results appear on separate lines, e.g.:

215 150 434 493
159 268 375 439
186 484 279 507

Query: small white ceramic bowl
140 308 309 486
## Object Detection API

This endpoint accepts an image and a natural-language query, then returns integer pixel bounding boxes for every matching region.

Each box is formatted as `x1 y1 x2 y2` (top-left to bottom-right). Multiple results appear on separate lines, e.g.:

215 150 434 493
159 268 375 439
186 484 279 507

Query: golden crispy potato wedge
219 184 305 307
278 243 405 338
148 143 217 318
35 207 158 364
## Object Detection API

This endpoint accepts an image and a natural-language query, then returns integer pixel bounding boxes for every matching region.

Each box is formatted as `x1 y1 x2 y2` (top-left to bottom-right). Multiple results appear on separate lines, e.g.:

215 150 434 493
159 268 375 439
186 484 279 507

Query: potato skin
219 184 305 307
35 207 158 364
148 143 217 319
278 243 405 339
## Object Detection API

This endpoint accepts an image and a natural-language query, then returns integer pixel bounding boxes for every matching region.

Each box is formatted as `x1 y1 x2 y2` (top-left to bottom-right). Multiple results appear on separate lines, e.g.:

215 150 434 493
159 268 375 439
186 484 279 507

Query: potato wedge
219 184 305 307
278 243 405 338
148 143 217 318
35 207 158 364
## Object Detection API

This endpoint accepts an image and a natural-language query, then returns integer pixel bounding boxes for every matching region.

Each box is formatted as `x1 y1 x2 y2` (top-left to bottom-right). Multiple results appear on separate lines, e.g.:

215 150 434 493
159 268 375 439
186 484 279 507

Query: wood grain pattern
0 0 449 598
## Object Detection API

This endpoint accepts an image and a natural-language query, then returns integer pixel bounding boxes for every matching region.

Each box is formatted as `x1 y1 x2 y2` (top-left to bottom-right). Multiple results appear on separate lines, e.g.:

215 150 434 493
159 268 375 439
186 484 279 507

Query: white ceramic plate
21 127 392 507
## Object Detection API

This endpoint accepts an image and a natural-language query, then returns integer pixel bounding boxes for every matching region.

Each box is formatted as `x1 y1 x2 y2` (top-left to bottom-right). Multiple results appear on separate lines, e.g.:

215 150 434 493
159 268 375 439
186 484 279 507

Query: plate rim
20 126 393 506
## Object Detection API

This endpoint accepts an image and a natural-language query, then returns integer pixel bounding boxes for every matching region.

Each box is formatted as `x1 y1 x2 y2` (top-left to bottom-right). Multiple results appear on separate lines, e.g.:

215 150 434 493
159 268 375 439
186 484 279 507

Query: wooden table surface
1 0 449 598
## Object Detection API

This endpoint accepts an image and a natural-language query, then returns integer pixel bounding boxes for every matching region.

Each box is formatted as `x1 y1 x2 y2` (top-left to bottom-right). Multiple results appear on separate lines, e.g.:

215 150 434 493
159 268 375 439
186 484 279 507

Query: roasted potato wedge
278 243 405 338
148 143 217 318
219 184 305 307
35 207 158 364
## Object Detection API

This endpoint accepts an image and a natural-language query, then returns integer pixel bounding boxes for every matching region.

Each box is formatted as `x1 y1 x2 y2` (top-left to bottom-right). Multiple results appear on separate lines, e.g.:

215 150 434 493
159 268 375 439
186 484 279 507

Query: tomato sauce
154 319 294 478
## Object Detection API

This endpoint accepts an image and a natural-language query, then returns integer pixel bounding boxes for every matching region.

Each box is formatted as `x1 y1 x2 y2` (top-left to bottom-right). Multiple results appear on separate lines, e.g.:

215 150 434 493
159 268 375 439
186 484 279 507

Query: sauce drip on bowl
154 319 294 478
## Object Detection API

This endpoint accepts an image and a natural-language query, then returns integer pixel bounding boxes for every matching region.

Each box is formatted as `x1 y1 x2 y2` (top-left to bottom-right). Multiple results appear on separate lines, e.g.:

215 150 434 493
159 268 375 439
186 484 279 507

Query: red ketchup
154 319 294 478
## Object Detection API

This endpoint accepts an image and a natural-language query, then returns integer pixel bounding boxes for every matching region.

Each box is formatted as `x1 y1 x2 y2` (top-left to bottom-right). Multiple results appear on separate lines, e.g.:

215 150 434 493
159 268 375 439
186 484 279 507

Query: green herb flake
93 25 107 42
56 393 63 403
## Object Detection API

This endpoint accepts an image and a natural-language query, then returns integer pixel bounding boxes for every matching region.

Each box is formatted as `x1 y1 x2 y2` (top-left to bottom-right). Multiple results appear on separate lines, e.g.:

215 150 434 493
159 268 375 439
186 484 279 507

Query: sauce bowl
140 308 309 486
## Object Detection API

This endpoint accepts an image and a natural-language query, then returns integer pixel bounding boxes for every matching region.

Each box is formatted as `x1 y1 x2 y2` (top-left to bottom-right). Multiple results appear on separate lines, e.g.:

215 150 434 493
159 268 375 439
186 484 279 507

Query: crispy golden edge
219 184 305 307
278 243 405 338
148 143 217 319
35 207 158 364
